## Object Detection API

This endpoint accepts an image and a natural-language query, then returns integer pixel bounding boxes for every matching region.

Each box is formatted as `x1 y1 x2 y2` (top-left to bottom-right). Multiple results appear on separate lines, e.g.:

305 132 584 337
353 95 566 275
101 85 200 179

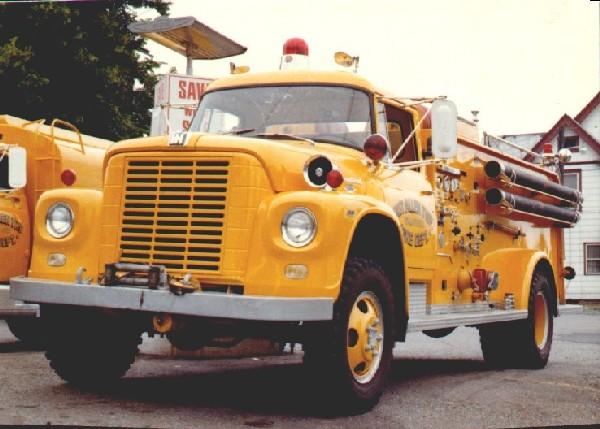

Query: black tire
303 257 395 414
479 269 553 369
6 316 47 348
44 307 142 389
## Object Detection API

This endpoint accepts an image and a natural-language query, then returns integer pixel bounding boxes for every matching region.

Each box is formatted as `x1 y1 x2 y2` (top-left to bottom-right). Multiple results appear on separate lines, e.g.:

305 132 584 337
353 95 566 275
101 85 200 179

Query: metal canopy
128 16 247 60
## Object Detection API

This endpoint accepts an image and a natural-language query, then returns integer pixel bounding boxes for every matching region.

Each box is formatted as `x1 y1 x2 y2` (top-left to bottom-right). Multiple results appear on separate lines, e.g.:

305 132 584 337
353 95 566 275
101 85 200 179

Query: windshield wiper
220 128 256 135
254 133 314 144
312 137 359 150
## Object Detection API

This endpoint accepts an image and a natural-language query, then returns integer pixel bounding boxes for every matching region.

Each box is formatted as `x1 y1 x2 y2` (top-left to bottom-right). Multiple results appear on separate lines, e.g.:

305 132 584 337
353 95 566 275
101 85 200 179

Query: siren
280 37 310 70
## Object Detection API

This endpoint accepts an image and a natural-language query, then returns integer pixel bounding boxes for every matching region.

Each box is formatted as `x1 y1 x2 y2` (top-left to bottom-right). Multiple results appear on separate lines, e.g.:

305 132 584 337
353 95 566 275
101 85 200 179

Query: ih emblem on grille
169 131 188 146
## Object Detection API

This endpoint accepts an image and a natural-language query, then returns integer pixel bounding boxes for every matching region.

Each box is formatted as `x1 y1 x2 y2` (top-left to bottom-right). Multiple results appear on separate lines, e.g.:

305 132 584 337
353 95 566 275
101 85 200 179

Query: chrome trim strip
10 277 334 322
407 309 528 332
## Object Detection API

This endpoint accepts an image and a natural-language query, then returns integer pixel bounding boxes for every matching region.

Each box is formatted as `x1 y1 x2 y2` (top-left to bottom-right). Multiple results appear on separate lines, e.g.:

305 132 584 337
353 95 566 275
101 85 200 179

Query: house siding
580 108 600 141
564 164 600 299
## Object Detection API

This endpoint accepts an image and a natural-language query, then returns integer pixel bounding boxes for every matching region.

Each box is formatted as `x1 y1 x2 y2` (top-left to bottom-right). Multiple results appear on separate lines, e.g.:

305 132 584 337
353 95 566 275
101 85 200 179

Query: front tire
479 269 553 369
303 257 395 414
6 316 47 348
44 306 142 389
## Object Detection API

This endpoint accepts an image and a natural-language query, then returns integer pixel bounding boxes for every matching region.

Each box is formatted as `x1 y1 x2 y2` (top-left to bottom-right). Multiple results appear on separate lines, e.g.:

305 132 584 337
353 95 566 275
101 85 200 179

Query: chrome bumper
9 277 334 322
0 283 39 317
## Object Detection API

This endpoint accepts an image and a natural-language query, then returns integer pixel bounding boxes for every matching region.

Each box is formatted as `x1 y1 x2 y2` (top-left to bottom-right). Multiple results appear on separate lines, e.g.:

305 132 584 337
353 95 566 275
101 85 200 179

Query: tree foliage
0 1 169 140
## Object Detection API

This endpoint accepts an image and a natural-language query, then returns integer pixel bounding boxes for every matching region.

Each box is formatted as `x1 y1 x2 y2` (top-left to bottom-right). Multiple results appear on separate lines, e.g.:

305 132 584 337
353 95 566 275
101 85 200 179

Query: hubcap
347 291 384 384
534 291 549 349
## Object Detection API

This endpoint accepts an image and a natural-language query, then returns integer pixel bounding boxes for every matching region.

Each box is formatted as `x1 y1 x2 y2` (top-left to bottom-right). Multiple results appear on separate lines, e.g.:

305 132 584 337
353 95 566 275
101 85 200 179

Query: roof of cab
206 69 382 95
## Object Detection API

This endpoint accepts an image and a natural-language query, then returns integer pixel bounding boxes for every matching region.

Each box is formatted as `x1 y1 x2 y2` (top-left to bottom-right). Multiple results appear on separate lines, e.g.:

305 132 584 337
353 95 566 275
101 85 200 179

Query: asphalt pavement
0 310 599 428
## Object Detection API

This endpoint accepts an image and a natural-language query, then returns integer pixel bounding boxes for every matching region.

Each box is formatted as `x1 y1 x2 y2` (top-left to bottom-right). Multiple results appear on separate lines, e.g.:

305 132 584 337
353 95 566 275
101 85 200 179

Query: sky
138 0 599 136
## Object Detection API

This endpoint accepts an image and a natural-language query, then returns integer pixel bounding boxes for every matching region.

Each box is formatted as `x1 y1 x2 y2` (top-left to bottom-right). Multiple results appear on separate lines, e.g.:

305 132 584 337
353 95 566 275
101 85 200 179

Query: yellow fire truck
10 41 579 413
0 115 111 343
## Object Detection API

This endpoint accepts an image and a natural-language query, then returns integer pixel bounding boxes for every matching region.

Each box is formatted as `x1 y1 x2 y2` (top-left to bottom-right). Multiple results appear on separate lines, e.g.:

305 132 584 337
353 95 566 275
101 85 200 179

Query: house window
584 243 600 275
563 135 579 152
562 170 581 192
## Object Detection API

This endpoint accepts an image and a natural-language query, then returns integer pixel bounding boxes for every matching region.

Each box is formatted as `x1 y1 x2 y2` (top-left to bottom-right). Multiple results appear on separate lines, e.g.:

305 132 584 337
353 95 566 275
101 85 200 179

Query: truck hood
108 133 367 192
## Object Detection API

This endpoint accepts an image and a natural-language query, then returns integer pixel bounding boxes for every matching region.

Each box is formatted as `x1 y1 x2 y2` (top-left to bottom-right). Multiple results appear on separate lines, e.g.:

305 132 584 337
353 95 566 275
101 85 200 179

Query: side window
562 170 581 192
384 104 417 163
376 102 388 138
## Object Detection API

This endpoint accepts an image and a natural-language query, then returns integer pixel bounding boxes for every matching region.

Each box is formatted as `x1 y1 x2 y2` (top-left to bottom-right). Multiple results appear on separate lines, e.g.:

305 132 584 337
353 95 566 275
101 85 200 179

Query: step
407 309 528 332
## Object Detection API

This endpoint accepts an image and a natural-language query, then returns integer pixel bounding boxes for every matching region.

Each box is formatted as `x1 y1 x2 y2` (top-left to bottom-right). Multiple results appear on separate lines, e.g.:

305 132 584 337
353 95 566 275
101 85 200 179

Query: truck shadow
0 338 43 352
61 355 489 416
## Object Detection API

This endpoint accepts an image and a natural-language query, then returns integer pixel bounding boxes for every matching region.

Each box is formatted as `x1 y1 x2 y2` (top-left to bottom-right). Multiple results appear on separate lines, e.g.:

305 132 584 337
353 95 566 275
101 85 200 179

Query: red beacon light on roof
280 37 310 70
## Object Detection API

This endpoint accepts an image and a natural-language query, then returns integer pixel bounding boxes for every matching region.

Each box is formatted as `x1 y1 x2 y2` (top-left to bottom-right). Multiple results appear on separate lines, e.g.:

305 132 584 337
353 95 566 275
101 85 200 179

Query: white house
498 91 600 300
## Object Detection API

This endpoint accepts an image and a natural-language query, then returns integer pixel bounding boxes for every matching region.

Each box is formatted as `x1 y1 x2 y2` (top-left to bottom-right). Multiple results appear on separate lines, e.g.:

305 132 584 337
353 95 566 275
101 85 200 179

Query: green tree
0 1 169 140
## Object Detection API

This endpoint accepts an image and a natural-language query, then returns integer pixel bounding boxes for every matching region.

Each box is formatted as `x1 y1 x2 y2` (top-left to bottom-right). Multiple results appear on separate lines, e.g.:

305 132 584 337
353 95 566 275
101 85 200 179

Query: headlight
46 202 74 238
281 207 316 247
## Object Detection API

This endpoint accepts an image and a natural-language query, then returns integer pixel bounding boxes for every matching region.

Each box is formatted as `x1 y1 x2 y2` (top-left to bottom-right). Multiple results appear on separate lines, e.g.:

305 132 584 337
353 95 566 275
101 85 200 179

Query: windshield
189 85 372 150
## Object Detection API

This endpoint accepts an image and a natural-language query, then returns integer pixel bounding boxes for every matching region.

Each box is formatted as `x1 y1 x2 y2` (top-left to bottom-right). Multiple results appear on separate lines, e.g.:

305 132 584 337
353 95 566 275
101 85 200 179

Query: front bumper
0 284 39 317
9 277 334 322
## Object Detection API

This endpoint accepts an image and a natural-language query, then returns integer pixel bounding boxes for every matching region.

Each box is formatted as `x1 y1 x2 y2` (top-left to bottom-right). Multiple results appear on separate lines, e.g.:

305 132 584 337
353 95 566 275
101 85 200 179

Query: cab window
383 104 418 163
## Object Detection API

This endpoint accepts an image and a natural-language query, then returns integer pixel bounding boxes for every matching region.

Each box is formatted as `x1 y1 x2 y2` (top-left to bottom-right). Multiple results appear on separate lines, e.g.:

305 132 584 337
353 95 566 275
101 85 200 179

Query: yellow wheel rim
534 291 549 349
347 291 384 384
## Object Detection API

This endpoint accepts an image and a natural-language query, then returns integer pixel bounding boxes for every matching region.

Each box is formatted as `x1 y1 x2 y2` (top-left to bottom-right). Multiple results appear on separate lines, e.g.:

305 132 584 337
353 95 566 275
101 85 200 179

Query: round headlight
281 207 316 247
46 202 74 238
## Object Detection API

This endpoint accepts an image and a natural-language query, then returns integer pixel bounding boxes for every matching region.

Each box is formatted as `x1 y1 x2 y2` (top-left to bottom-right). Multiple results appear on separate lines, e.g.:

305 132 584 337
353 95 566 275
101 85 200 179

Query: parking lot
0 310 599 428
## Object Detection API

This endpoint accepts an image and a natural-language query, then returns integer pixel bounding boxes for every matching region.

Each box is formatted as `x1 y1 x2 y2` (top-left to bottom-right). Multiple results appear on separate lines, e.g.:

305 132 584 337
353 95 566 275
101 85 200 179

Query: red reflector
283 38 309 56
472 268 487 292
61 169 76 186
543 142 553 153
326 169 344 188
364 134 388 162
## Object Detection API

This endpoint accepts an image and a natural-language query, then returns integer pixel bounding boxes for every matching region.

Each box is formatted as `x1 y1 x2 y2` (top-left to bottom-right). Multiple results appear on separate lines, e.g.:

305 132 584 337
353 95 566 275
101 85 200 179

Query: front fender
482 249 553 311
244 191 402 299
29 189 103 282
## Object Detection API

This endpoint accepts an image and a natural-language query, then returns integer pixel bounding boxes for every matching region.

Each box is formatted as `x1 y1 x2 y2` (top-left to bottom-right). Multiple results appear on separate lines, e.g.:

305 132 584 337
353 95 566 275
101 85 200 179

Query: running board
407 309 528 332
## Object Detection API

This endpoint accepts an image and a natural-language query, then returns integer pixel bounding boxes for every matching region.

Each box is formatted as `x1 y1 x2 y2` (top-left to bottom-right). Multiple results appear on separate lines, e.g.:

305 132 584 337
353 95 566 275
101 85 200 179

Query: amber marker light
364 134 388 162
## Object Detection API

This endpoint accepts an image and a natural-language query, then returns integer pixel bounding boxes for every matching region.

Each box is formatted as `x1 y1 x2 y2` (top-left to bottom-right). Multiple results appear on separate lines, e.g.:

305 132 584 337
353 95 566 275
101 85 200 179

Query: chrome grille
118 158 229 273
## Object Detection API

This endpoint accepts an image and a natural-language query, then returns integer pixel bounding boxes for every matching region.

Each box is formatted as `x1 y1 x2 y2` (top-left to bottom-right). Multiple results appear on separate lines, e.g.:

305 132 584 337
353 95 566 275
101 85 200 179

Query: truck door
377 102 437 272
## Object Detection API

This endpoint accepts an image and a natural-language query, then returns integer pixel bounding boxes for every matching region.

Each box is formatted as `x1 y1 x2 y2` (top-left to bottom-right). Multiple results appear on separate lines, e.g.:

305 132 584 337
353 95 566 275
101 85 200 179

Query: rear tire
303 257 395 415
479 269 553 369
44 307 142 389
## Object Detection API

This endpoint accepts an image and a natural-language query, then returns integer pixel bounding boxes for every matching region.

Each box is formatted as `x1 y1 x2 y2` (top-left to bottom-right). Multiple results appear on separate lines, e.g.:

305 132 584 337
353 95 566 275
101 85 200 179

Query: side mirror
8 146 27 189
431 99 457 159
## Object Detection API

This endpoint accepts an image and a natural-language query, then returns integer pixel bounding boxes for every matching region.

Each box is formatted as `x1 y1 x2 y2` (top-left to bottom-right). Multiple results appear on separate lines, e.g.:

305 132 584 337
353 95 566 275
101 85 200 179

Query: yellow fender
482 248 555 312
244 191 407 300
29 188 103 282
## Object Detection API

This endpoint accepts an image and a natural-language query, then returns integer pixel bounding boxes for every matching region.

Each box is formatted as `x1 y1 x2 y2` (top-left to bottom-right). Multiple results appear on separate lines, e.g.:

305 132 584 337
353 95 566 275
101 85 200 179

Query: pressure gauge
450 177 460 192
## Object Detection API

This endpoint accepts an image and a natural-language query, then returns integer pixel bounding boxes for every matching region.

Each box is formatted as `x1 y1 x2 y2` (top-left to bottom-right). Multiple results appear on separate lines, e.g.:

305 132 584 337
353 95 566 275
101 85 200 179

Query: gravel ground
0 310 599 428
